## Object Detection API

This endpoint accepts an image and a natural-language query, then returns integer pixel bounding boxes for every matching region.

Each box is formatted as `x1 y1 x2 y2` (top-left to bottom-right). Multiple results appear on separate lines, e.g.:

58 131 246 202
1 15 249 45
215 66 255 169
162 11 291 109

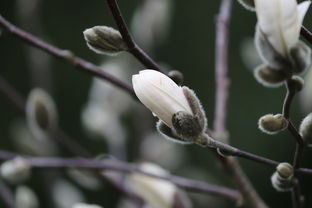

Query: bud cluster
271 163 294 192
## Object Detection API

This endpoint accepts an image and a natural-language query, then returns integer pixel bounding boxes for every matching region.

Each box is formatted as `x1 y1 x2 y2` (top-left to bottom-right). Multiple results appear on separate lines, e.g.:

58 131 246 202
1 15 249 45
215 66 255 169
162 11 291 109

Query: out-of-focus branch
213 1 268 208
0 15 136 99
106 0 165 73
0 150 241 202
0 178 16 208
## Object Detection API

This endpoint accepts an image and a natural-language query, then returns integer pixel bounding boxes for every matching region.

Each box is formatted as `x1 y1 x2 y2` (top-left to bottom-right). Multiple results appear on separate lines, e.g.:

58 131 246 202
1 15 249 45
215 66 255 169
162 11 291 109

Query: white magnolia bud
83 26 128 55
299 113 312 145
128 163 190 208
132 70 192 129
0 157 31 184
15 186 39 208
258 114 288 135
26 88 58 140
254 0 310 57
72 203 103 208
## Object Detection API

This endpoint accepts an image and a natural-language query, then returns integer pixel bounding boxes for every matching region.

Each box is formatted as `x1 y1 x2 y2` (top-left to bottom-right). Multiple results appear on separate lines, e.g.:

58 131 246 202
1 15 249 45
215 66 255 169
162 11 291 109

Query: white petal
255 0 286 56
297 1 311 26
132 70 192 128
278 0 300 52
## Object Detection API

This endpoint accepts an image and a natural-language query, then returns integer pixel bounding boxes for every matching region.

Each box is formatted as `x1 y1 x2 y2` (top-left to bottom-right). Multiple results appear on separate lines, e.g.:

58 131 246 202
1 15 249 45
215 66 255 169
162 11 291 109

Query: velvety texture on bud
238 0 255 11
299 113 312 145
254 64 289 87
258 114 288 135
83 26 128 55
132 70 192 129
271 163 294 192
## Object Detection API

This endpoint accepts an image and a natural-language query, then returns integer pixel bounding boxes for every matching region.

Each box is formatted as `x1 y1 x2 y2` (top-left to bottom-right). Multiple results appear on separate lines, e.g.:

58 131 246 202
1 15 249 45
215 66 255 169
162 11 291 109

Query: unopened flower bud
299 113 312 145
0 157 31 184
26 88 58 139
258 114 288 135
237 0 255 11
72 203 102 208
16 186 39 208
254 65 288 87
83 26 128 55
289 41 312 74
288 76 304 92
168 70 184 85
271 163 294 192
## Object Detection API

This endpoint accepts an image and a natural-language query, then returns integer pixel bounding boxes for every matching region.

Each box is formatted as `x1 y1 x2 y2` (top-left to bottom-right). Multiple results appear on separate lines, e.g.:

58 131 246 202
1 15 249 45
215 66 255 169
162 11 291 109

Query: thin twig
106 0 165 73
213 1 268 208
0 179 16 208
0 150 241 202
282 80 305 208
301 26 312 44
0 15 136 99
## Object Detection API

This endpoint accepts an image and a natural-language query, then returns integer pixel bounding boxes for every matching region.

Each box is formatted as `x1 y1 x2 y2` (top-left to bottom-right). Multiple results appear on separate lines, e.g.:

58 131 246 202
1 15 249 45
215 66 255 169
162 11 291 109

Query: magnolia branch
106 0 165 73
0 15 136 98
0 150 241 202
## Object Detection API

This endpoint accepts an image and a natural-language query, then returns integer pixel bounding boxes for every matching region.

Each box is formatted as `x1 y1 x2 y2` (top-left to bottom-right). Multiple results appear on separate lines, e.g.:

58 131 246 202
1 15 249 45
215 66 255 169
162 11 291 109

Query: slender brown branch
106 0 165 73
0 178 16 208
292 179 304 208
0 15 136 99
0 150 241 202
213 0 231 135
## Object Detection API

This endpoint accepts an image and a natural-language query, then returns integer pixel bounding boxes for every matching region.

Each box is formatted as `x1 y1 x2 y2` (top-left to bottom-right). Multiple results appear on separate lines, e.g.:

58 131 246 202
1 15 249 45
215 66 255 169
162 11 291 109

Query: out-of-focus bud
52 179 85 208
10 119 58 156
258 114 288 135
83 26 128 55
15 186 39 208
237 0 255 11
168 70 184 86
271 163 294 192
301 68 312 113
0 157 31 184
133 70 207 145
254 0 311 75
254 64 288 87
67 169 102 191
127 163 192 208
299 113 312 145
131 0 172 51
26 88 58 140
72 203 103 208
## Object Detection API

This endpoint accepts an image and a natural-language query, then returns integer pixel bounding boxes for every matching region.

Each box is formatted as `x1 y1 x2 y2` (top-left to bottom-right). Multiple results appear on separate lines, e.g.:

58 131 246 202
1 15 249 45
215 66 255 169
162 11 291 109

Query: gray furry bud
172 111 202 139
26 88 58 139
258 114 288 135
299 113 312 145
168 70 184 85
156 120 192 144
237 0 255 11
0 157 31 184
289 41 312 74
83 26 128 55
271 163 294 192
254 65 288 87
288 76 304 92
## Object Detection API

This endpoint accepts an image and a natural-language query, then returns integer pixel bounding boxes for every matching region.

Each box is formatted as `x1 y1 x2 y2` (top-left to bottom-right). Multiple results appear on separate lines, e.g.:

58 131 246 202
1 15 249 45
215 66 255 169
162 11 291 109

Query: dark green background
1 0 312 207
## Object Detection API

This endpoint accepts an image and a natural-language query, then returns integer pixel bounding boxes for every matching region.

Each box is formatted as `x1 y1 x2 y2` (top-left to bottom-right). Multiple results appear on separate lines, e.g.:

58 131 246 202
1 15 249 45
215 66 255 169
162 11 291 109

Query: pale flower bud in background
299 113 312 145
72 203 103 208
15 186 39 208
0 157 31 184
83 26 128 56
300 68 312 113
258 114 288 135
52 179 85 208
254 0 310 57
67 169 102 191
26 88 58 140
132 70 192 129
127 163 192 208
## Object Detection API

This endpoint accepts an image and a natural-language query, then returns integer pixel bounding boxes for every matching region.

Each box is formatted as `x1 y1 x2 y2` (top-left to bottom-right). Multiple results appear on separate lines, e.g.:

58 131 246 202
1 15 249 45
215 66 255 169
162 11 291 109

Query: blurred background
1 0 312 207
